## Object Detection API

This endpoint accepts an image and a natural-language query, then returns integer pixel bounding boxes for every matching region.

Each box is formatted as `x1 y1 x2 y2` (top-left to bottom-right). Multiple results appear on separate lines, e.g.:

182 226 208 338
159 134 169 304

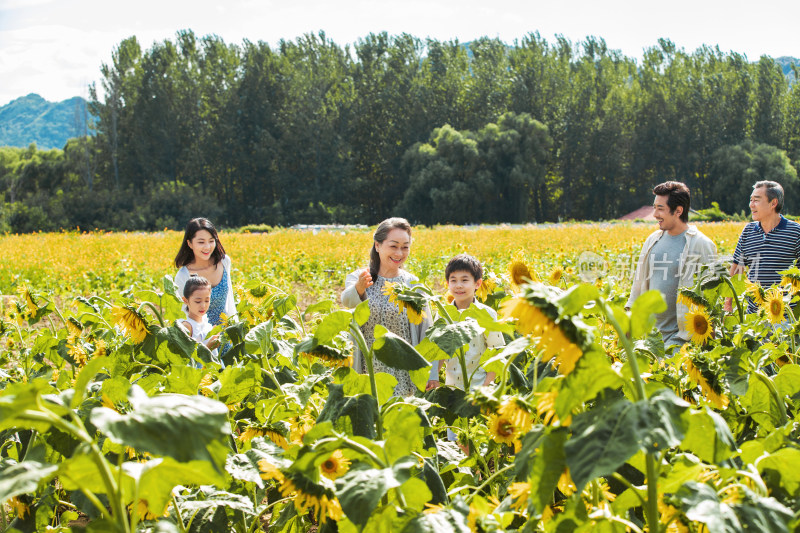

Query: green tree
710 140 799 214
400 124 486 225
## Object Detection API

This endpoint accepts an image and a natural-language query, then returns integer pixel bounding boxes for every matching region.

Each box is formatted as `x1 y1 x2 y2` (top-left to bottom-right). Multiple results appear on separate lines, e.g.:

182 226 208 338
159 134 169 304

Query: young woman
174 218 237 326
341 217 433 396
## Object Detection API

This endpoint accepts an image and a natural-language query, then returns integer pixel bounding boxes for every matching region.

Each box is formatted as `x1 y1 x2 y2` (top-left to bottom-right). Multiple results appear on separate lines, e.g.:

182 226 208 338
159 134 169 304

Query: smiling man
726 181 800 314
627 181 717 348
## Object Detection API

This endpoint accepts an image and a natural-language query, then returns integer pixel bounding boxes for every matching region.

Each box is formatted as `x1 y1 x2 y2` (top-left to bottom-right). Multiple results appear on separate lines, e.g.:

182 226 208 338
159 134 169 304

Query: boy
440 254 506 449
443 254 505 390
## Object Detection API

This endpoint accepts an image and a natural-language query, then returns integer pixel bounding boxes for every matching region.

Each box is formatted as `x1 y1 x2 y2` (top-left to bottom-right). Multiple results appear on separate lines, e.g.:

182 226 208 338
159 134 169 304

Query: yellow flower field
1 222 744 298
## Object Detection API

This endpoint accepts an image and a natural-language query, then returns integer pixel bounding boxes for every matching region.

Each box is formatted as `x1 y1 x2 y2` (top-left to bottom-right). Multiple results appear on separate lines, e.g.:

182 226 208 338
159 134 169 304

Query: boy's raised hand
355 269 373 297
425 379 439 391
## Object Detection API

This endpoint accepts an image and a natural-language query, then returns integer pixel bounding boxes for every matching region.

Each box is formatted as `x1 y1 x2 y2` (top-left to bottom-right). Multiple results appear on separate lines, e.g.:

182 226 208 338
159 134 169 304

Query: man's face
749 186 778 221
653 195 682 233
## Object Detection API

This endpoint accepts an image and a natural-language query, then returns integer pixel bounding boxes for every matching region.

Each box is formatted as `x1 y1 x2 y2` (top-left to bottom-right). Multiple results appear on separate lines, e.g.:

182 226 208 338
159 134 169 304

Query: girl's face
183 286 211 320
187 229 216 263
375 228 411 273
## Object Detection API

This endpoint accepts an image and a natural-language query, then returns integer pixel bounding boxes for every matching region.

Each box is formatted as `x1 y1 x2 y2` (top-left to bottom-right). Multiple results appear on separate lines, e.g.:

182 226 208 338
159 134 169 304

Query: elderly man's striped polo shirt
733 215 800 312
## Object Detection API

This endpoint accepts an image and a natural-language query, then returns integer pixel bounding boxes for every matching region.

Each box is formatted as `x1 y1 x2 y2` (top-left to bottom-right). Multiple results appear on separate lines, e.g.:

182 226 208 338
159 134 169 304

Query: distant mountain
776 56 799 84
0 93 92 150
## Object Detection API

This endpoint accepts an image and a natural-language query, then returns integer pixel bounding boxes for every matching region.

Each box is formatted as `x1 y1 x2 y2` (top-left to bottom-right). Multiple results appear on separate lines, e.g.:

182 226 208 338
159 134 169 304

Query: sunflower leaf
314 310 354 344
372 325 430 371
90 385 230 467
0 460 60 502
630 290 666 338
565 389 688 490
681 408 736 463
335 463 407 529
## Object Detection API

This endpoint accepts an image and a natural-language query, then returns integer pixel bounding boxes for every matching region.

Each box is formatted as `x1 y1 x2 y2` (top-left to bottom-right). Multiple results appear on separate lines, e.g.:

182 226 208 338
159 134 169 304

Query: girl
341 217 433 396
180 275 220 359
174 218 237 326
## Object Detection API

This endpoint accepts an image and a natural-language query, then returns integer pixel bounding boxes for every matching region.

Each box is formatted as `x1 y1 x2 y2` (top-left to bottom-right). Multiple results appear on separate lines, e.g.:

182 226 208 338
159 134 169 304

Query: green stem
78 311 113 329
497 349 525 398
350 322 383 440
172 492 188 533
723 277 744 323
464 464 514 503
260 362 284 395
457 347 469 393
599 297 659 533
432 299 456 325
21 408 128 531
246 497 293 533
88 295 116 307
138 301 165 328
610 472 647 507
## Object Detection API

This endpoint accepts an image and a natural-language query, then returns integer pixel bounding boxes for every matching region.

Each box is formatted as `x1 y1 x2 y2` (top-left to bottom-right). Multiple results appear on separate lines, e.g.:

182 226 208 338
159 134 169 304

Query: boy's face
183 287 211 320
447 270 481 309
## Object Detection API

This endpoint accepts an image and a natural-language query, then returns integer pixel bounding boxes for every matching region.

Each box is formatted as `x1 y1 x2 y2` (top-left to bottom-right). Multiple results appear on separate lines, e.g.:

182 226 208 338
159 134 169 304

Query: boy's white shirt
444 300 505 390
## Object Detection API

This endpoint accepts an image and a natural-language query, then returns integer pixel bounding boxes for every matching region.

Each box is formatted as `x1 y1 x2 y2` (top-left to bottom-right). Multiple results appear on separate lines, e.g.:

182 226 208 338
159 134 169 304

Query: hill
775 56 799 84
0 93 92 150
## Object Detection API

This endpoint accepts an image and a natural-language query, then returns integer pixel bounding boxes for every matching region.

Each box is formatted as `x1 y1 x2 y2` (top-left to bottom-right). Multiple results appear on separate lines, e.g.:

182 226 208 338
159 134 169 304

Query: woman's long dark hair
174 218 226 268
369 217 412 281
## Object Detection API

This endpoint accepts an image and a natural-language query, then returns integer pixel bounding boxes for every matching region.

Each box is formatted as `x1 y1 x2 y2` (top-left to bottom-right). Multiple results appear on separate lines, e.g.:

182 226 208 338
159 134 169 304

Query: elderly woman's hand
355 269 374 298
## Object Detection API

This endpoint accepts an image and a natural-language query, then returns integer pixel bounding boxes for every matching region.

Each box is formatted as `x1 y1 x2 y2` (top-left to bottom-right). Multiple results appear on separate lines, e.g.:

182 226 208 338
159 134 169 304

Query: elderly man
726 181 800 314
627 181 717 348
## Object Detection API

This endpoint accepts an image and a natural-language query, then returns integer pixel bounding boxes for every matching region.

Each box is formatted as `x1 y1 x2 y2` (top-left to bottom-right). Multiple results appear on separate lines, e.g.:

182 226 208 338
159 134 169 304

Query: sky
0 0 798 107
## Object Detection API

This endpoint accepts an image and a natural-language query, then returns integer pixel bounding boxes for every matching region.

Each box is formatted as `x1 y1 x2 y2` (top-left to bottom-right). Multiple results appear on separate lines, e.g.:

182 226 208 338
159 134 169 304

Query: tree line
1 30 799 232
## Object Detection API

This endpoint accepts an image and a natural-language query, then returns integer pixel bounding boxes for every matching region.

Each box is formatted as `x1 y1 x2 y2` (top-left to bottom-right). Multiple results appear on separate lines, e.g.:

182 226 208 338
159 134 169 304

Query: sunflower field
2 222 800 532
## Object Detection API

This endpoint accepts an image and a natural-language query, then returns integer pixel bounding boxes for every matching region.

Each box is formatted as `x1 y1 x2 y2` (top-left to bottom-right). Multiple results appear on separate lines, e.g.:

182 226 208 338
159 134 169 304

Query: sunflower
684 306 713 344
677 288 709 310
487 413 519 445
497 397 533 434
507 481 531 512
289 414 315 445
320 450 351 480
467 503 481 532
92 339 107 358
682 356 729 410
423 503 445 515
68 342 88 366
198 373 214 396
16 284 37 312
111 306 148 344
545 327 584 376
507 252 536 289
238 423 290 449
299 345 353 369
501 297 553 337
745 280 766 306
279 471 343 524
382 282 427 325
9 496 28 519
780 267 800 293
445 290 455 304
501 295 588 376
258 459 285 482
534 390 571 426
762 287 786 324
475 274 497 302
66 317 83 337
133 499 169 521
557 469 577 496
548 265 564 285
